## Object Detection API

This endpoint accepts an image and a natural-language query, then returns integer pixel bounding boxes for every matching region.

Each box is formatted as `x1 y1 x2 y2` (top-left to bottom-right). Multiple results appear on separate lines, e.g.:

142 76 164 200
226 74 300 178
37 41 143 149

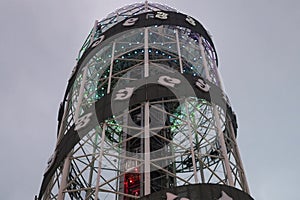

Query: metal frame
40 3 249 200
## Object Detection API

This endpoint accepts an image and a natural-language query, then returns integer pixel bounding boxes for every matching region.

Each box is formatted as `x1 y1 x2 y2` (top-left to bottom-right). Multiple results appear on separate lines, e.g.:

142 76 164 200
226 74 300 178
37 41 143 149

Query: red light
124 172 141 199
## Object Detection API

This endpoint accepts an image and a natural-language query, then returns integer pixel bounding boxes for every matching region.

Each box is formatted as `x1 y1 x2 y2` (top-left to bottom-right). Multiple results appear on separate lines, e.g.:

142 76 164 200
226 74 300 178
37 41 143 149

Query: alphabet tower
38 2 253 200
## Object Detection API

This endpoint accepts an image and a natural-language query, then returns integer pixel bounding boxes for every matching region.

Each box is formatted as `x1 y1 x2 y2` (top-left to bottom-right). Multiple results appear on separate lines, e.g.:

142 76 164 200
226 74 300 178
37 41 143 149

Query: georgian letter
146 13 155 19
123 18 139 26
186 16 196 26
158 76 181 88
75 112 93 131
155 11 168 20
92 35 105 47
196 78 210 92
114 87 134 100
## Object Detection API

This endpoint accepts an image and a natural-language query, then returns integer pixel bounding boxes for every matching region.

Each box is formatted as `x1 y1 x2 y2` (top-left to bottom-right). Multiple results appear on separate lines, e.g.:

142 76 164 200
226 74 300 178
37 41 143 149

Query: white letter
92 35 105 47
186 16 196 26
196 79 210 92
146 13 155 19
155 11 168 20
123 18 139 26
158 76 181 88
75 113 92 131
114 87 134 100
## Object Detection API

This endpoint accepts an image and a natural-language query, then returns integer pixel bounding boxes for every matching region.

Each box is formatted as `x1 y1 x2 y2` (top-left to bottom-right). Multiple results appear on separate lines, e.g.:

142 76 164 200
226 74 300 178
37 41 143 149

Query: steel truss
40 3 249 200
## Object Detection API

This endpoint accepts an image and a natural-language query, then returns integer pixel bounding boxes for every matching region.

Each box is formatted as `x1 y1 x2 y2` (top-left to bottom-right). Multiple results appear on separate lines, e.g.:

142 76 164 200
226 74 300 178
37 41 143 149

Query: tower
38 2 253 200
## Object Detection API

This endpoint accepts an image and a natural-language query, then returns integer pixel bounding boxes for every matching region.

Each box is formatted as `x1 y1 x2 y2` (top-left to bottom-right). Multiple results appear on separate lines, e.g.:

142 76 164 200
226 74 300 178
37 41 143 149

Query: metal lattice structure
38 2 251 200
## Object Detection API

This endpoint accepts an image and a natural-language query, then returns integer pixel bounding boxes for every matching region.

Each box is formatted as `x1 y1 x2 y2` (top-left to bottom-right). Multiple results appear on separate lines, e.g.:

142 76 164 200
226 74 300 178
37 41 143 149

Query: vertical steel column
50 85 71 200
229 122 250 193
144 27 149 78
120 109 129 200
74 66 89 121
175 29 184 74
200 36 234 186
198 36 211 184
194 128 205 183
185 100 199 183
144 23 150 195
107 42 116 94
58 66 89 200
213 106 234 186
144 102 151 195
57 154 71 200
85 131 99 199
94 123 107 200
90 20 98 44
145 0 149 11
199 37 210 80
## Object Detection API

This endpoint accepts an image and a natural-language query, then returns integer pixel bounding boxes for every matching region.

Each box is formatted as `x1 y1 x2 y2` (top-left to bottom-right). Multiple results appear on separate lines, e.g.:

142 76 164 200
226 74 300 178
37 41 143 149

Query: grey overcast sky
0 0 299 199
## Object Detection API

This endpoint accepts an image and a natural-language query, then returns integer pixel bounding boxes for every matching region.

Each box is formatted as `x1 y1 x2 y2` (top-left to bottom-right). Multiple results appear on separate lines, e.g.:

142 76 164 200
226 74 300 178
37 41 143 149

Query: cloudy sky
1 0 299 199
